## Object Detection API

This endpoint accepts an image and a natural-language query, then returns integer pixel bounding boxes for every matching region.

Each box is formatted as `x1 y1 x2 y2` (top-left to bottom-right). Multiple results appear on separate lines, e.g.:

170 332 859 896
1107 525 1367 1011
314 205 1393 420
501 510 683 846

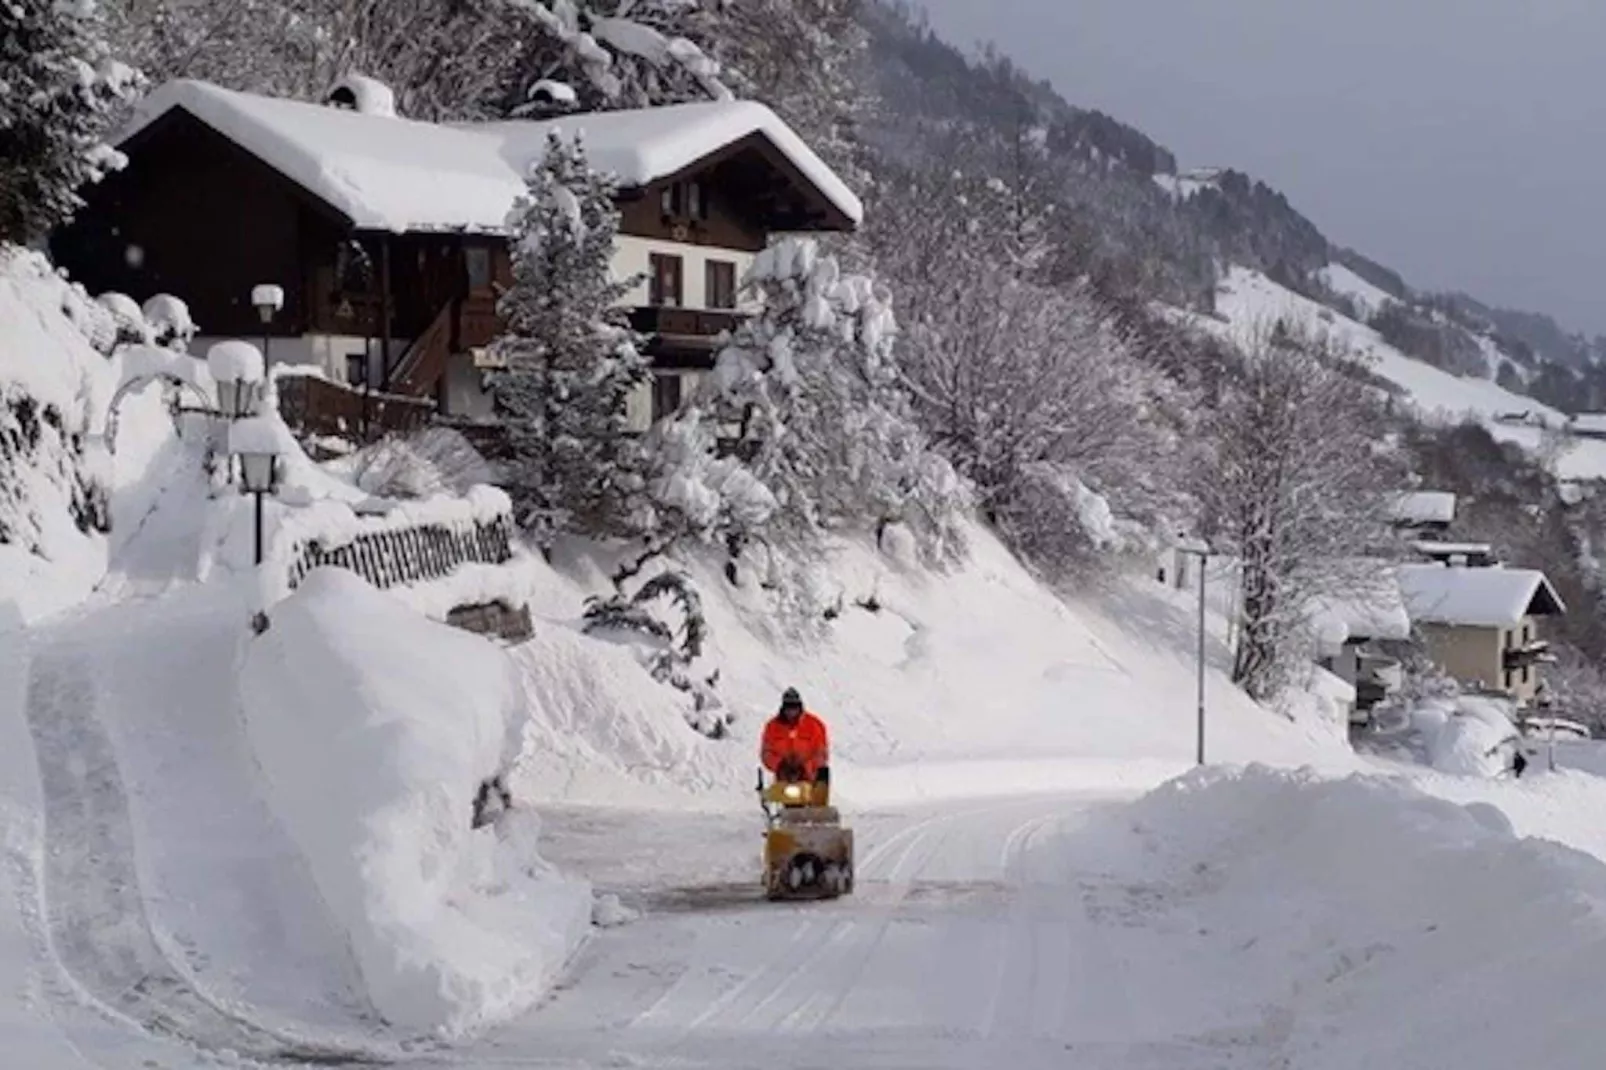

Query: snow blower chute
758 767 854 900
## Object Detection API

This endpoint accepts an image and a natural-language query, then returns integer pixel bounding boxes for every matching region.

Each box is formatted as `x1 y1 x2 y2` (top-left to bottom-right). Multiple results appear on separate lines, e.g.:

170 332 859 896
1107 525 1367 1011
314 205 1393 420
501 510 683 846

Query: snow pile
1418 694 1521 777
239 569 592 1037
1056 764 1606 1070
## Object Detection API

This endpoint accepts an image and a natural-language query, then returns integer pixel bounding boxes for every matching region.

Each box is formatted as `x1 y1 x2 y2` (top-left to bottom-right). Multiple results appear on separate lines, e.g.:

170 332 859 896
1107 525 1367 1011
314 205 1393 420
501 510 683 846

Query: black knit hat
780 687 803 710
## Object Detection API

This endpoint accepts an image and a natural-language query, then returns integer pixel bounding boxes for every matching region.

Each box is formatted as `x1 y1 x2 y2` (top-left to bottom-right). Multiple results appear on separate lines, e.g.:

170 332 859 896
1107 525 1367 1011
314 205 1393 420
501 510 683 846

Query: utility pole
1179 538 1214 766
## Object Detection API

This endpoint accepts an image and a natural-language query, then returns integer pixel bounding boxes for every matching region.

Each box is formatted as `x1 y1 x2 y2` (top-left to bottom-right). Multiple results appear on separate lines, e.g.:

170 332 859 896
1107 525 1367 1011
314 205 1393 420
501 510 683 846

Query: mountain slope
863 1 1598 414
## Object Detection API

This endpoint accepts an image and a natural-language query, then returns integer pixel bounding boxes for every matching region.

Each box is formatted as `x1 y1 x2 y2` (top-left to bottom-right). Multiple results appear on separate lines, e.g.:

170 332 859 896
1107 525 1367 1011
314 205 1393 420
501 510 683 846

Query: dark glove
776 758 804 781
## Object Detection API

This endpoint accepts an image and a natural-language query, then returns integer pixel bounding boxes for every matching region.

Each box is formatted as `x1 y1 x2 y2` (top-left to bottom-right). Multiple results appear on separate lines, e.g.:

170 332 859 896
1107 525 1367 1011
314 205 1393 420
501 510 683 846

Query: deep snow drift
240 569 592 1037
1054 764 1606 1069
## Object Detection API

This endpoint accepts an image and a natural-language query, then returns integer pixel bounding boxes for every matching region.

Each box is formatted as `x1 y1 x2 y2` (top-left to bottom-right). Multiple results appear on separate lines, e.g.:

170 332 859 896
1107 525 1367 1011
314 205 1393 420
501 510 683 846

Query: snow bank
1059 764 1606 1070
239 569 592 1037
0 248 170 622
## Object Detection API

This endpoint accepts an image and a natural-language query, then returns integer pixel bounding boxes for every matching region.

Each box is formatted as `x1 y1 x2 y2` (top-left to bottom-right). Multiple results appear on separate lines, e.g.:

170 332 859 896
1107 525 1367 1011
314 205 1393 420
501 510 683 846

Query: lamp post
230 417 283 635
230 417 283 567
1178 537 1214 766
252 284 284 369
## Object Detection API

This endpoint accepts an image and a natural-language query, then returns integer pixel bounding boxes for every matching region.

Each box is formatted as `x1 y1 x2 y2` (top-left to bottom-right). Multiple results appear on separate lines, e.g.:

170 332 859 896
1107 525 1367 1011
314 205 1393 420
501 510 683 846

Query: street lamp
206 339 265 419
229 416 283 566
1177 537 1214 766
252 283 284 368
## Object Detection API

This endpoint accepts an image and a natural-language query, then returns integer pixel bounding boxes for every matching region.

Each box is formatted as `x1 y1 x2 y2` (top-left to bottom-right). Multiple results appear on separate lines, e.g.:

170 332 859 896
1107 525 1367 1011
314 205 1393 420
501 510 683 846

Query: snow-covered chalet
51 78 863 434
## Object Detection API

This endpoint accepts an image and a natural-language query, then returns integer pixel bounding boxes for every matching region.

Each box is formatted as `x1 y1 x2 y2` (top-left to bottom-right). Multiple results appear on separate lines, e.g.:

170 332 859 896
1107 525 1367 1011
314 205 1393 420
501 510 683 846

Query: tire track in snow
640 808 954 1046
974 811 1081 1050
768 810 960 1035
22 640 387 1066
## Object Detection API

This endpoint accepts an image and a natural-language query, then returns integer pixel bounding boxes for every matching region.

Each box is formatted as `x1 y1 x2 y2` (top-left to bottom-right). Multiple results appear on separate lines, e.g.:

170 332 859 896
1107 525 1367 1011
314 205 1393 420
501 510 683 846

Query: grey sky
915 0 1606 336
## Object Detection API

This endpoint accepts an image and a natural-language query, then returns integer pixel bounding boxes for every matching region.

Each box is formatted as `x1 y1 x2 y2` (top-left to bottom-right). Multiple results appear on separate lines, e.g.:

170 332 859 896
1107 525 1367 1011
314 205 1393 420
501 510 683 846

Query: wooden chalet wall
52 112 348 340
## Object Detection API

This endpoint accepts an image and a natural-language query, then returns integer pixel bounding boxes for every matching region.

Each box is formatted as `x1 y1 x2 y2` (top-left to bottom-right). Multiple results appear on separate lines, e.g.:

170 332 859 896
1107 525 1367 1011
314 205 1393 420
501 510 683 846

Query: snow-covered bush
694 237 964 557
0 0 142 244
95 292 150 346
489 131 650 551
346 426 496 500
141 293 196 347
0 250 113 586
582 569 728 738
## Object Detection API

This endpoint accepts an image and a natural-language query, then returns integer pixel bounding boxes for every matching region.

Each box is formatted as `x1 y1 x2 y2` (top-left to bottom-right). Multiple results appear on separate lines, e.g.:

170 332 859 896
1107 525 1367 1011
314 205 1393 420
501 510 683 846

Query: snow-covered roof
1571 413 1606 436
1308 574 1413 645
1412 541 1494 556
120 79 863 234
1389 491 1457 525
1396 564 1566 628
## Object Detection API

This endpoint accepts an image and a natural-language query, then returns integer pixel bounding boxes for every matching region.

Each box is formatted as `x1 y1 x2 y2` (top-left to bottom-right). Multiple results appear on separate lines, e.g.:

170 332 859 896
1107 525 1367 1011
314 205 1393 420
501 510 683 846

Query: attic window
659 181 708 224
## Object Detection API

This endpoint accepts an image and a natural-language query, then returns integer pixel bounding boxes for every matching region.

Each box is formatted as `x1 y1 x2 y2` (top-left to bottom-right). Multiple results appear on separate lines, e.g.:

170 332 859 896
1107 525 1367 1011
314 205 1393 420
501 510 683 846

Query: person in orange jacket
761 687 830 785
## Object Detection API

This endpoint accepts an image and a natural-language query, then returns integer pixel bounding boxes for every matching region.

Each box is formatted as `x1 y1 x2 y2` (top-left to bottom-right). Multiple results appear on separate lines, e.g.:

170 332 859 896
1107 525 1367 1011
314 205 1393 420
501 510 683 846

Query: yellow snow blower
758 769 854 901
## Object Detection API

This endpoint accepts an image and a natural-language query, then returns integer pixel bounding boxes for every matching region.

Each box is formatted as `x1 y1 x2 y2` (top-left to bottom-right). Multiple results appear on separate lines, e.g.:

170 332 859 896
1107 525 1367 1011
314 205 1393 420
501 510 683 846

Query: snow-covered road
438 792 1274 1070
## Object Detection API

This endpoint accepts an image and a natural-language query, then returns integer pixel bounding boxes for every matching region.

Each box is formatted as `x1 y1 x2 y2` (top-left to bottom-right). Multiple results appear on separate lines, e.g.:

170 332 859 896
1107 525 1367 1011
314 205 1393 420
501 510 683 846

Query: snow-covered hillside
1178 265 1606 480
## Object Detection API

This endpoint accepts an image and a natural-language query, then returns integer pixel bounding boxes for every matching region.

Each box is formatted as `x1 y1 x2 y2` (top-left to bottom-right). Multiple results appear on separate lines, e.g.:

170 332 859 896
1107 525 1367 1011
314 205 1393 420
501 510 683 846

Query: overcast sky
915 0 1606 336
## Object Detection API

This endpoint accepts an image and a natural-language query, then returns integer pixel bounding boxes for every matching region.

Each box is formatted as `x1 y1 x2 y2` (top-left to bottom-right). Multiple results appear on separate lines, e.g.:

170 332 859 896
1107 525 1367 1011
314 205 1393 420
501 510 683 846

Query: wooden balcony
628 306 747 343
630 306 748 370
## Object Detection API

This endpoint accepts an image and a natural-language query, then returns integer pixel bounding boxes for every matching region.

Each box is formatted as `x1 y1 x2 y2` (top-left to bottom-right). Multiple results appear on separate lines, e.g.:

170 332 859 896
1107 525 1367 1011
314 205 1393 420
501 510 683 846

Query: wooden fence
282 509 530 642
285 512 514 592
275 372 434 445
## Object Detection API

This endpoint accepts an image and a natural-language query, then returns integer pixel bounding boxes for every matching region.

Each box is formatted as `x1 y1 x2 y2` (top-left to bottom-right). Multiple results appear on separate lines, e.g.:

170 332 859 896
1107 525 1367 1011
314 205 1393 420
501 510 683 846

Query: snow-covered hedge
239 569 592 1037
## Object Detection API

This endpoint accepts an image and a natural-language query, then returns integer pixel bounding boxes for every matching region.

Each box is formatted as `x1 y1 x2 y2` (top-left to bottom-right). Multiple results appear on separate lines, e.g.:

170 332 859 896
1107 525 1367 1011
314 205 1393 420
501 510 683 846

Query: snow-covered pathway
439 791 1289 1070
14 588 414 1065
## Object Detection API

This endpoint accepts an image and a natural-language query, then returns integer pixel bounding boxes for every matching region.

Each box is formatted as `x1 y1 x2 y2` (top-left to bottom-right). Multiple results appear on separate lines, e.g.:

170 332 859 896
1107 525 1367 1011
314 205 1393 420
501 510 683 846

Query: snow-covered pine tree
489 131 650 551
0 0 141 245
700 237 963 553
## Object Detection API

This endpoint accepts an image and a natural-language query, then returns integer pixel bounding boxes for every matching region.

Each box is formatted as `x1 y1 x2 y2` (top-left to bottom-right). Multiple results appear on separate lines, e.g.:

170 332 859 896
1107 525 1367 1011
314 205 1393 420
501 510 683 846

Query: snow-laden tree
714 0 870 185
695 237 963 554
106 0 536 121
489 131 650 550
1195 322 1397 702
1 0 141 245
509 0 730 114
869 163 1183 572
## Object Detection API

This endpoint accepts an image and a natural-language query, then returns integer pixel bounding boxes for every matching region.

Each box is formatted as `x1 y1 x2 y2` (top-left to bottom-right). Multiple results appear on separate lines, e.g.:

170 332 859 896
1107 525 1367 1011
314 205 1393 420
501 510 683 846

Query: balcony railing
1503 640 1554 671
628 306 747 342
